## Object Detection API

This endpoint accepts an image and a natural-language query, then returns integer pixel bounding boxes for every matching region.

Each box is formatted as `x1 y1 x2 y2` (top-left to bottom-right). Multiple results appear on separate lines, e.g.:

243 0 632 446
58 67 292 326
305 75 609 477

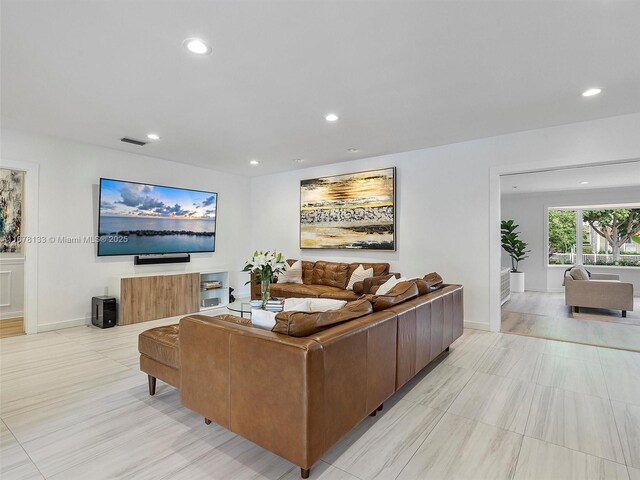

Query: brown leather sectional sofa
268 260 391 301
169 282 463 478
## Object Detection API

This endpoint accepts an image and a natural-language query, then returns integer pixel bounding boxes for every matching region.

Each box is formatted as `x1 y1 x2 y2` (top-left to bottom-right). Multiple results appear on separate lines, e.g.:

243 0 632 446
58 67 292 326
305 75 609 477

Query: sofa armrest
590 273 620 281
362 273 401 294
179 315 325 469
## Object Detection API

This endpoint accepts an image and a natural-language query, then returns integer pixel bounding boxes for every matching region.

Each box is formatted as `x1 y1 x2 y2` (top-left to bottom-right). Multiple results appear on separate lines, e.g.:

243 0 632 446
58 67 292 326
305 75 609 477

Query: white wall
502 186 640 294
1 130 252 331
250 113 640 330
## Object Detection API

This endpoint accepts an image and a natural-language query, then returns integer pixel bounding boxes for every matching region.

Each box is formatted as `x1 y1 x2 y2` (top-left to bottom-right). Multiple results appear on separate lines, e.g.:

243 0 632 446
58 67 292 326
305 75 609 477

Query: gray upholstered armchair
564 269 634 317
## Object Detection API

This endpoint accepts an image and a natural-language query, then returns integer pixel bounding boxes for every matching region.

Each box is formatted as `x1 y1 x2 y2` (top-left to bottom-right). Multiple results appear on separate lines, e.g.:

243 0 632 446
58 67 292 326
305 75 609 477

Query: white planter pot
510 272 525 293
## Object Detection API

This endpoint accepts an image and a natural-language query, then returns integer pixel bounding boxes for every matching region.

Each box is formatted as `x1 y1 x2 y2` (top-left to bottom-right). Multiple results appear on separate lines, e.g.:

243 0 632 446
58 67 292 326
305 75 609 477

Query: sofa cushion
424 272 444 291
346 264 374 291
367 281 420 312
347 262 390 279
407 278 430 296
319 289 360 301
310 261 350 289
138 324 180 368
570 266 590 281
269 282 322 298
301 260 315 284
278 260 303 284
272 298 373 337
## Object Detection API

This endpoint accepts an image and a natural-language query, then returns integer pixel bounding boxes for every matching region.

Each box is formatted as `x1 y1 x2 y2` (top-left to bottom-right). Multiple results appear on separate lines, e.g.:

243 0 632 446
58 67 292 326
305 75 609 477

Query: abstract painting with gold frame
300 167 396 250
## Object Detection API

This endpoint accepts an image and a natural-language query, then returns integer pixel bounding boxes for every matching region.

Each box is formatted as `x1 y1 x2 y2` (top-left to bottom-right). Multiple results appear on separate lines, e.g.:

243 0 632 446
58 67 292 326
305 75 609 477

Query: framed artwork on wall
0 168 24 253
300 167 396 250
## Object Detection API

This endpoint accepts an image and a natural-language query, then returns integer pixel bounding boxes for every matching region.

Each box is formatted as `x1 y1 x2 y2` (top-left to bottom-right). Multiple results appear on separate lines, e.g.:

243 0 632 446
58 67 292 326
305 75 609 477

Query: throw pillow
368 281 420 312
272 298 373 337
307 298 347 312
376 275 408 295
346 264 374 291
278 260 303 284
283 298 311 312
570 266 590 281
251 309 277 330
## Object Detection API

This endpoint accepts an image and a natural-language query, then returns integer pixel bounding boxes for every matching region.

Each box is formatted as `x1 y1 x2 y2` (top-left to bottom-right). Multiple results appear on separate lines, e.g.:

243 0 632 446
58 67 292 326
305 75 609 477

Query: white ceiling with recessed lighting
2 1 640 176
500 161 640 194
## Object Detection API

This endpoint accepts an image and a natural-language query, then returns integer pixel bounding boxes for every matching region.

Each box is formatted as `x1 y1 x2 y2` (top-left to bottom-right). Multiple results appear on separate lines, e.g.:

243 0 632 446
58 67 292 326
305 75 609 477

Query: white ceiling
500 161 640 194
2 1 640 176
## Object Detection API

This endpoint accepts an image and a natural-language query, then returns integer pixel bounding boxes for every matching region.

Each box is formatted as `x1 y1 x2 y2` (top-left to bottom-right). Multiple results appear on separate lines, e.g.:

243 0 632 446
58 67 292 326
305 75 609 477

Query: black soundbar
134 254 191 265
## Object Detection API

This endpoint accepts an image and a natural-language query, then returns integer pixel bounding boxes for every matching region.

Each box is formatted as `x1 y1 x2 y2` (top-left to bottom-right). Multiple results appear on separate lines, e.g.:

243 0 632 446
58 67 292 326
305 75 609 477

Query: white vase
510 272 525 292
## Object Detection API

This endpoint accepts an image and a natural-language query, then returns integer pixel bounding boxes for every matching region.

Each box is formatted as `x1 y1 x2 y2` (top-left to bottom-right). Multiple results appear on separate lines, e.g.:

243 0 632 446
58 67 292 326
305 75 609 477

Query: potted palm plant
501 220 530 292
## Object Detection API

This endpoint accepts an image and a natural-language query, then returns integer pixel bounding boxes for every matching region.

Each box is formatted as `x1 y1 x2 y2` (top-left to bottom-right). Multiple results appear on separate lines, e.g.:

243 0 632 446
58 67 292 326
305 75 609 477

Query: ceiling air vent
120 137 147 146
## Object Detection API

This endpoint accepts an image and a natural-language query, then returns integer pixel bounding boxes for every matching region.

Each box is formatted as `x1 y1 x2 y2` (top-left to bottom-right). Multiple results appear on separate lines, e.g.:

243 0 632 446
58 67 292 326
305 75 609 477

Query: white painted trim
489 167 502 332
0 310 24 319
0 257 25 265
0 271 11 306
37 316 89 332
1 159 39 334
464 321 490 331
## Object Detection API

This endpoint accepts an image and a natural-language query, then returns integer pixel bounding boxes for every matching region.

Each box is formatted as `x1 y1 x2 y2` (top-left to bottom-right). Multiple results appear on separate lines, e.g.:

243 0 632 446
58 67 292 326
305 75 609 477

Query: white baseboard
38 316 90 333
464 320 491 331
0 310 24 320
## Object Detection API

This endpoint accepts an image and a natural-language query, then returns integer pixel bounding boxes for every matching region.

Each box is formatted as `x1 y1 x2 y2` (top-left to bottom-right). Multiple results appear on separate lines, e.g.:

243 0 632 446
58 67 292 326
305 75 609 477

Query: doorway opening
498 161 640 351
0 168 25 338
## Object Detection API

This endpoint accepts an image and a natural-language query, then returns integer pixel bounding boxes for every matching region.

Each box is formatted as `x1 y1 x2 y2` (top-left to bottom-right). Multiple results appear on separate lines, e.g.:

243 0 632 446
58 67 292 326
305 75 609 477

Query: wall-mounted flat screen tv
97 178 217 256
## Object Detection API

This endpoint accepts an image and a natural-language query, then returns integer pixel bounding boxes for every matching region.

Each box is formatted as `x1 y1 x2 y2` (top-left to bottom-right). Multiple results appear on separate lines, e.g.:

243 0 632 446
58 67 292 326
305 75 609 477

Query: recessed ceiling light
183 38 212 55
580 181 589 185
146 133 160 140
347 148 359 152
582 88 602 97
293 158 304 163
249 159 260 166
325 113 339 122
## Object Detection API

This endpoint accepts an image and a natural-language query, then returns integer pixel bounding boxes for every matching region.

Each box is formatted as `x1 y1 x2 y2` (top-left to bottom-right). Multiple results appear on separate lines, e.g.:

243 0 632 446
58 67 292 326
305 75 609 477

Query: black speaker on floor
92 296 117 328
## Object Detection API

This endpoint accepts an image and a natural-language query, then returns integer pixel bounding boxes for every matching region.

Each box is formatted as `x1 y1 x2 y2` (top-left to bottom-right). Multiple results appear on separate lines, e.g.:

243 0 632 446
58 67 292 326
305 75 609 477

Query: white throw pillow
307 298 347 312
283 298 311 312
570 266 590 281
346 264 374 291
277 260 303 284
376 276 407 295
251 309 277 330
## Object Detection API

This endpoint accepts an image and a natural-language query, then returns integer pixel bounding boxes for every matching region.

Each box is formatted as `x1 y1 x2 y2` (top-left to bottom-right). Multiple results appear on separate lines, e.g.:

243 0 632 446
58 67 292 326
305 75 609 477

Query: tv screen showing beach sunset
97 179 217 256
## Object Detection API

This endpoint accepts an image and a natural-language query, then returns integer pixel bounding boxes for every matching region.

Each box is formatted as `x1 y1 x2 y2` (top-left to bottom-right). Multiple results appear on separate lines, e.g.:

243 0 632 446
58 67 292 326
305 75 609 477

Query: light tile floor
502 292 640 352
1 318 639 480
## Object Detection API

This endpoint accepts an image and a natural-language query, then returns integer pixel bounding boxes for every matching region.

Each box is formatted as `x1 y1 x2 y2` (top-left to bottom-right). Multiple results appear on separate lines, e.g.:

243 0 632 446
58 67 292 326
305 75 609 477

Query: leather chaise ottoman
138 324 180 395
138 315 251 396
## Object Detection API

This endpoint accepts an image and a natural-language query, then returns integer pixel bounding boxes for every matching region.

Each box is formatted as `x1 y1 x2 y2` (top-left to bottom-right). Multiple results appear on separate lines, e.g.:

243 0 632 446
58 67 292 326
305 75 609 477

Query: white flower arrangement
243 251 285 302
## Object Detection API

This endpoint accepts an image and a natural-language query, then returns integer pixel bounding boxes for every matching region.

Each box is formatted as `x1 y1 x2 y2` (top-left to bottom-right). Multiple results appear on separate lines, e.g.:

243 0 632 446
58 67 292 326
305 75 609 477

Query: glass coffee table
227 300 256 318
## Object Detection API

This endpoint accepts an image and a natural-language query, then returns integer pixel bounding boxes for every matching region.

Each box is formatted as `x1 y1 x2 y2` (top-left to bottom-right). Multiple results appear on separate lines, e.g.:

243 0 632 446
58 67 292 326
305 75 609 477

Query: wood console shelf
112 271 229 325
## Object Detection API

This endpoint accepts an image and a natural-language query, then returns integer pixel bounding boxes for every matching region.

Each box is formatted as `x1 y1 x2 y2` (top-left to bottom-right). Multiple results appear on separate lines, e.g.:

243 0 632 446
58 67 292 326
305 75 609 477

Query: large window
548 206 640 267
548 209 577 265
